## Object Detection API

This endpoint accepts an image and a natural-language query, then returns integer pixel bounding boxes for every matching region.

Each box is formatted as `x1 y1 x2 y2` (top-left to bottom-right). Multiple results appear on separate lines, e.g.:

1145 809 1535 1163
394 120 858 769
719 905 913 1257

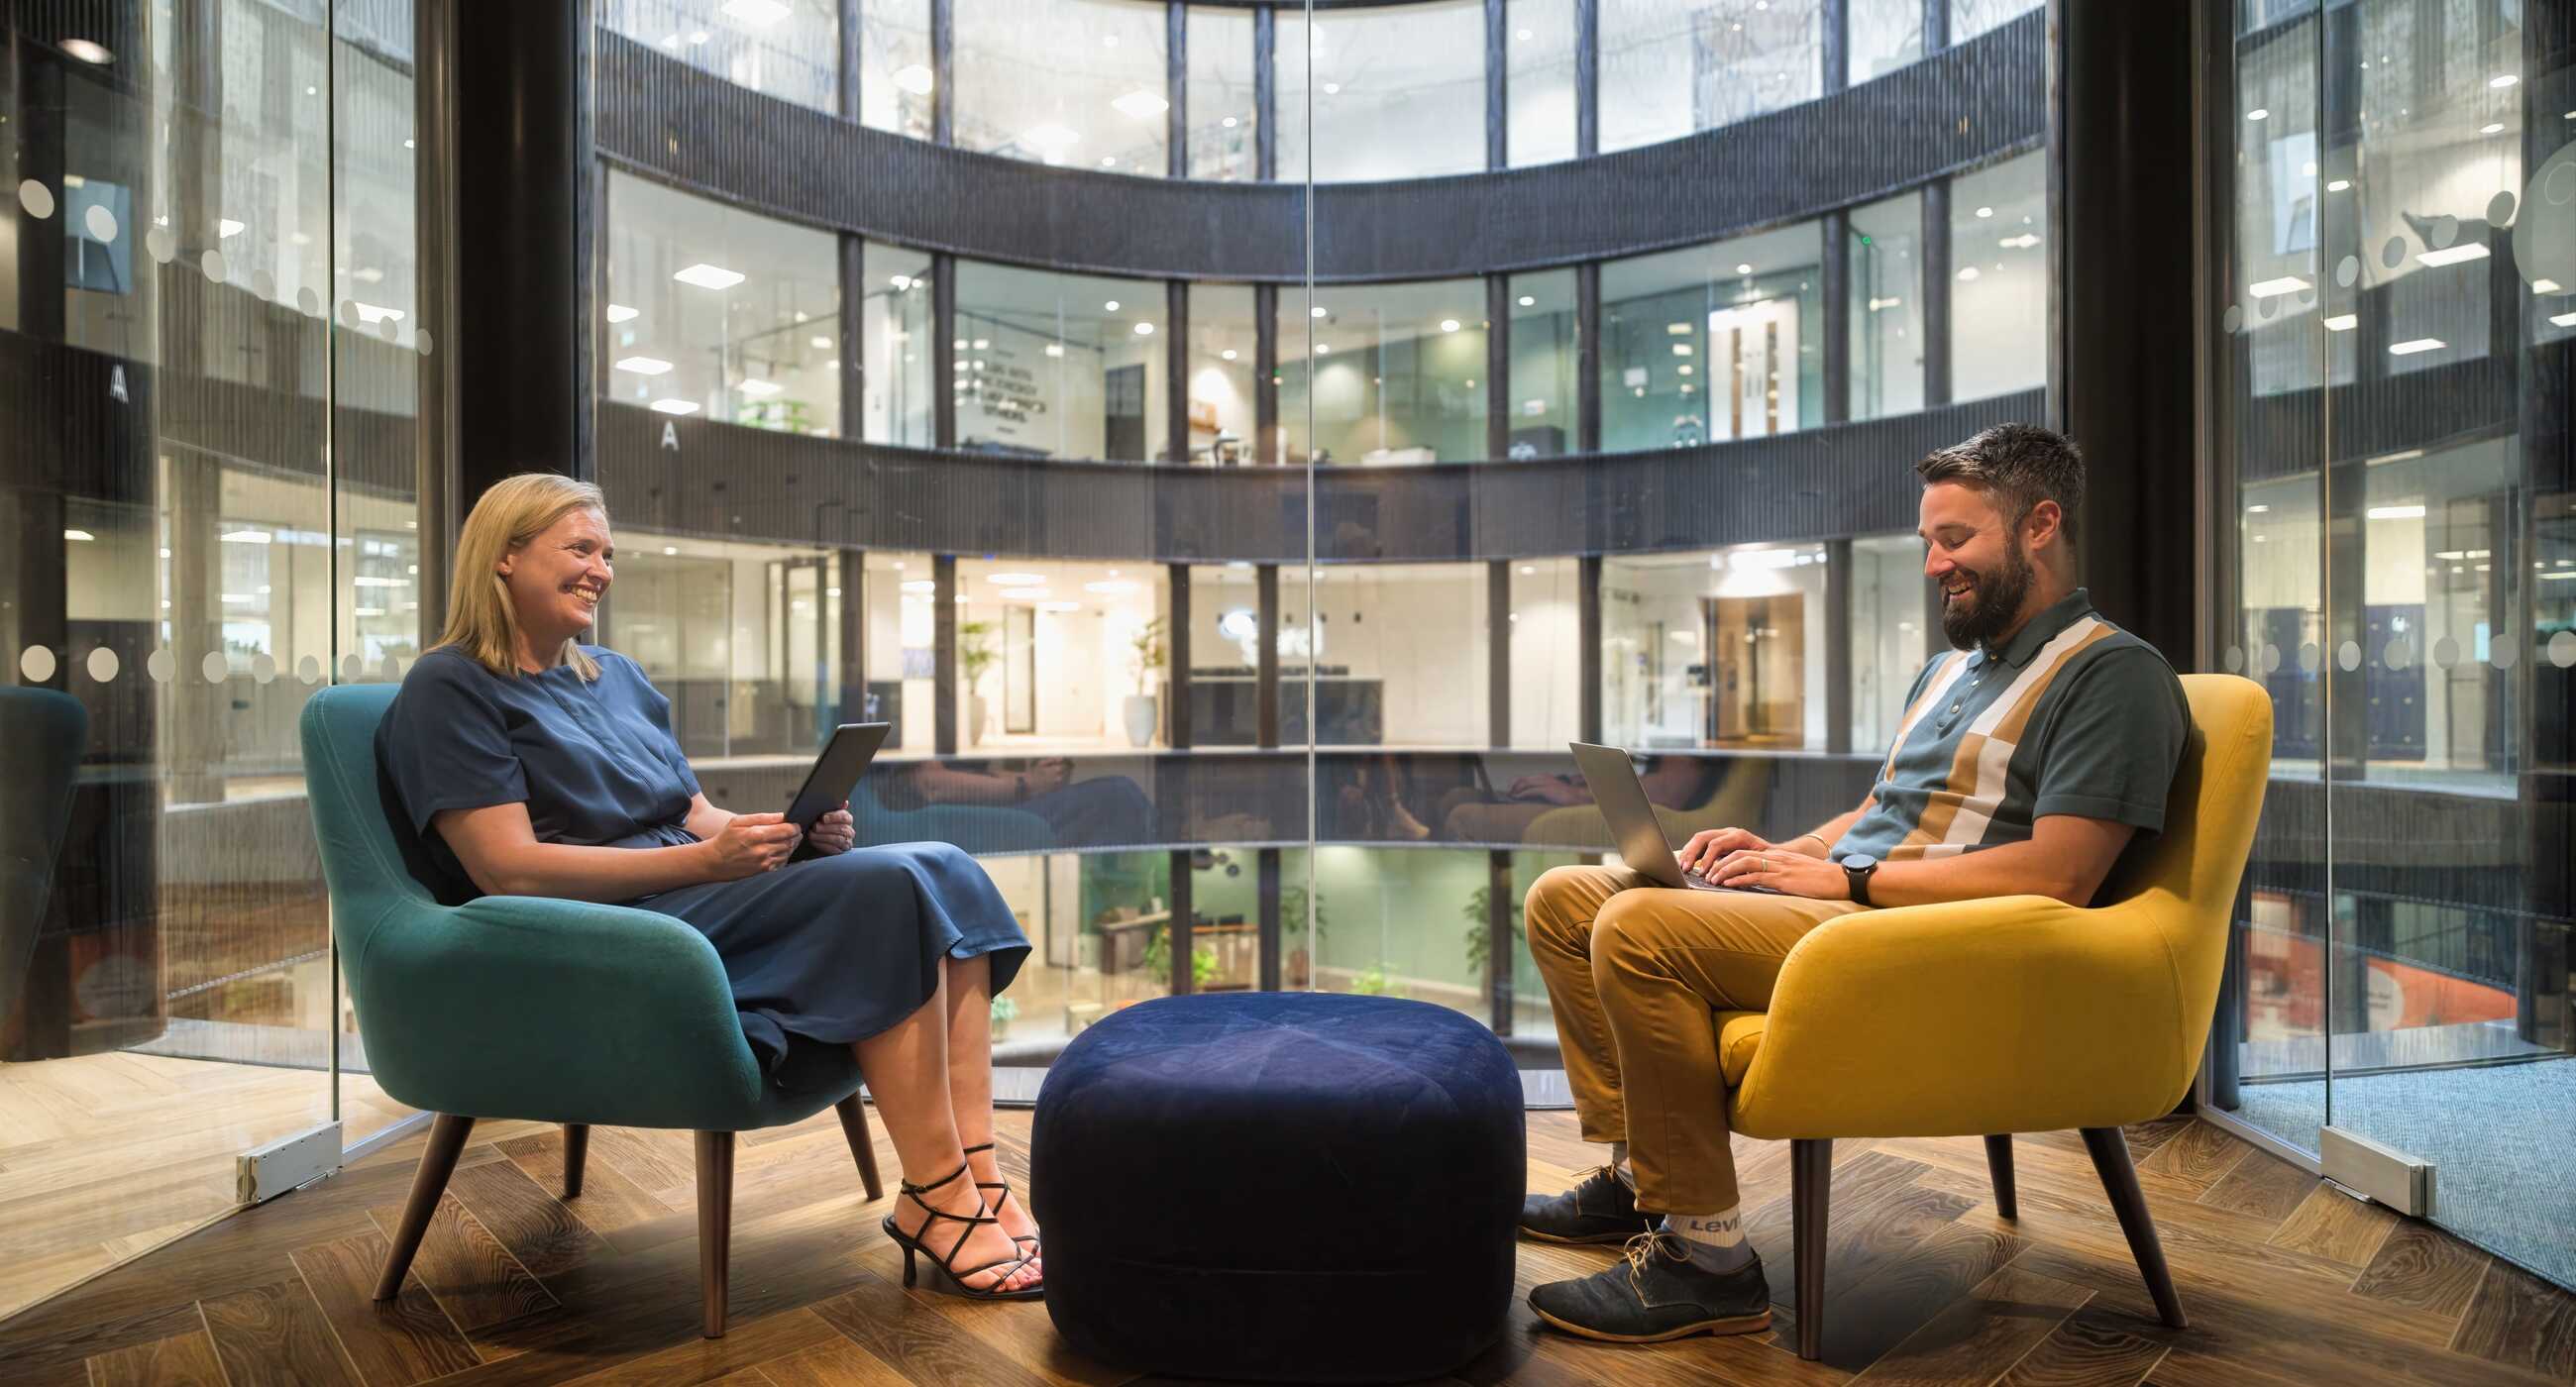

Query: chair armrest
350 895 775 1129
1729 895 2197 1139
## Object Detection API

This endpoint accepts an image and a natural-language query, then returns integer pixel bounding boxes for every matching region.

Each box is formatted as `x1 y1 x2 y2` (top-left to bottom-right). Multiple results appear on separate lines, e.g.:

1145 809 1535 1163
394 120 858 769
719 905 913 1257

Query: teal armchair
300 685 883 1338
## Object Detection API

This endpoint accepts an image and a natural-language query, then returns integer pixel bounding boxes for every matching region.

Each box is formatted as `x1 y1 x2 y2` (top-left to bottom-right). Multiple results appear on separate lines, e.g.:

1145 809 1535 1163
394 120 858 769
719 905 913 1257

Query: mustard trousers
1526 863 1864 1214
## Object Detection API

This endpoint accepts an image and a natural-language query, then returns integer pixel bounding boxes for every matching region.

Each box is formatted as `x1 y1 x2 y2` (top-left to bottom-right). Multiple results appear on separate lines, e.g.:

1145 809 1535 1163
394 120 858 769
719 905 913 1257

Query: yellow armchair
1729 674 2274 1360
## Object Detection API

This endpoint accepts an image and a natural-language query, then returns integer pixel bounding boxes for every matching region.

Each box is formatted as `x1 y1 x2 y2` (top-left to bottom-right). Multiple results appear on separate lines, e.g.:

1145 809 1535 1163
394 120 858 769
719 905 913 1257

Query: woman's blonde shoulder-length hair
436 473 608 681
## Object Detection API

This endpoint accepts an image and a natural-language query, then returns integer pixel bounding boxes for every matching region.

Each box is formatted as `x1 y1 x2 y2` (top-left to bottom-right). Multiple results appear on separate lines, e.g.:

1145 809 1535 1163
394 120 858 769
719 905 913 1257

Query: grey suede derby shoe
1518 1164 1644 1245
1528 1233 1773 1343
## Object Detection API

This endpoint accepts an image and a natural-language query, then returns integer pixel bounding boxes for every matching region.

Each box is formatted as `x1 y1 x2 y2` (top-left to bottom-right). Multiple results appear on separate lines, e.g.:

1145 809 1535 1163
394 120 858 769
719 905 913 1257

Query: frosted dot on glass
2336 641 2360 672
146 226 174 263
2335 256 2359 288
20 646 55 683
200 248 227 282
2261 644 2283 674
2222 644 2243 674
252 267 276 301
83 204 118 243
2491 636 2519 671
2489 190 2518 229
2221 305 2243 335
380 654 402 682
2297 642 2320 673
85 647 119 684
147 647 175 683
377 317 399 344
2551 630 2576 670
298 655 323 685
2432 636 2460 669
340 653 364 683
253 652 277 685
201 650 229 684
297 286 321 317
18 179 55 219
2385 638 2413 671
415 327 435 358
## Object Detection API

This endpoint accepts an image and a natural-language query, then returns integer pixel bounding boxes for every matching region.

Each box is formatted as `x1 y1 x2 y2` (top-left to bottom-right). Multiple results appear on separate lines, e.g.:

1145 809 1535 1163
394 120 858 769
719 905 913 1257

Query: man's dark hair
1914 423 2086 541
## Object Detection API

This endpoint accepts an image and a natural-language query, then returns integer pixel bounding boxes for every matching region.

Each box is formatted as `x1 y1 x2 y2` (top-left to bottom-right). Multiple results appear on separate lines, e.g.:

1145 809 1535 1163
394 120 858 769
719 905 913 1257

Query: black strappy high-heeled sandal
878 1162 1042 1301
963 1141 1040 1260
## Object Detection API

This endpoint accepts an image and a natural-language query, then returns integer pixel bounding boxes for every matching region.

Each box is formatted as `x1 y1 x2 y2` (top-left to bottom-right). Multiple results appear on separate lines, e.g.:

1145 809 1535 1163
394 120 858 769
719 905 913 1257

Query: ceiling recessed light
1223 115 1239 128
2366 504 2426 519
218 218 245 238
1024 123 1081 150
60 38 112 63
1112 89 1169 119
605 303 639 323
2247 107 2269 121
737 378 785 398
663 546 681 556
2387 338 2446 356
689 31 709 45
2492 74 2520 88
1440 319 1460 332
1974 207 1993 218
1310 305 1328 318
2246 504 2271 513
615 356 675 375
1085 580 1142 594
351 302 404 325
2417 244 2490 267
1518 295 1536 306
650 398 701 414
2327 178 2352 191
1323 82 1341 95
63 528 95 542
988 573 1045 586
1134 322 1154 335
809 335 832 350
1516 27 1532 40
2322 313 2358 331
1957 266 1983 281
1315 343 1331 355
1043 343 1065 357
1103 300 1120 312
674 263 745 289
902 580 935 593
2247 276 2311 298
2481 122 2507 135
1735 263 1754 274
2551 312 2576 328
894 64 934 95
1101 156 1119 167
2532 279 2564 293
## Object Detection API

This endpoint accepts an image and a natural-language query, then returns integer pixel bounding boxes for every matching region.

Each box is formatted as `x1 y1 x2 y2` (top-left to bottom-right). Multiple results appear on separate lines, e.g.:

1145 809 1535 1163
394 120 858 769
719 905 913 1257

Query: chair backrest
299 685 442 992
2098 674 2274 1064
1 688 88 1030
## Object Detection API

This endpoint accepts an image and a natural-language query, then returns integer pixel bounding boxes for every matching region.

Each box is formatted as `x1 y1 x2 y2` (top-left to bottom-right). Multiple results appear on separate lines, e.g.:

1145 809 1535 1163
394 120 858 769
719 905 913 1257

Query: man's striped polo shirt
1832 587 2188 862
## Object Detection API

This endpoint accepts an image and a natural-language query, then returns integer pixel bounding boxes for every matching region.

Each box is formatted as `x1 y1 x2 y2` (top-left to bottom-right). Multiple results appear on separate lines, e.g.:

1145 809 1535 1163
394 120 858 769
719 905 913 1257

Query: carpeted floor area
2234 1054 2576 1291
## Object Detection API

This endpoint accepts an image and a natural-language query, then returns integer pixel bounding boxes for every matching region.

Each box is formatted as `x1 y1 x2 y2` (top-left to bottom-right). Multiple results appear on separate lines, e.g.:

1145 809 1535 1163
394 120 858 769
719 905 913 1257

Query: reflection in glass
1848 0 1926 84
1604 545 1833 750
1278 2 1485 181
1280 281 1487 466
953 260 1167 462
604 170 841 435
601 0 839 112
860 242 933 446
1186 6 1257 180
1186 284 1258 465
1850 535 1930 750
953 0 1168 174
858 0 934 137
1947 150 2046 402
1600 0 1823 155
1849 192 1925 420
1508 270 1578 458
1951 0 2041 47
1507 0 1580 167
1601 224 1824 453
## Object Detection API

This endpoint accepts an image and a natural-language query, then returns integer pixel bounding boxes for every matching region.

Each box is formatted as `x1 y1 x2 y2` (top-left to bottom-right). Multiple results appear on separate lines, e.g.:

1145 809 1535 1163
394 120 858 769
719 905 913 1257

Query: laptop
1568 742 1775 893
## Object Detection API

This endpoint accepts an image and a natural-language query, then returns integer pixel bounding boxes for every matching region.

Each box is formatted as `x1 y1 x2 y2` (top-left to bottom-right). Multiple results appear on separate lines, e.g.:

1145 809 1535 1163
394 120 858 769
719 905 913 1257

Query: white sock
1607 1141 1637 1191
1662 1209 1755 1273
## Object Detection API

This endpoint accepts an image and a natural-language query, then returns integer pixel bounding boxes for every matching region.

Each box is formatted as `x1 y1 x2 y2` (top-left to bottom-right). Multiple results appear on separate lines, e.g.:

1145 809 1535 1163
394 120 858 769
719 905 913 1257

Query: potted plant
959 619 998 745
989 994 1018 1040
1462 884 1525 980
1281 884 1327 989
1124 616 1166 747
1349 963 1402 998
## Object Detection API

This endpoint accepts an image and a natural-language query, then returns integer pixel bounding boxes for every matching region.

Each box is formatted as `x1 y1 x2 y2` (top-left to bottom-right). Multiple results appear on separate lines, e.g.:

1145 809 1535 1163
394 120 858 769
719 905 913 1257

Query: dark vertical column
1921 178 1953 407
1825 538 1854 755
1488 559 1512 747
1574 0 1599 158
1168 850 1196 996
1254 282 1281 464
1253 4 1277 181
1923 0 1948 52
1579 554 1603 742
933 554 958 754
1575 262 1602 452
839 233 866 445
1822 0 1849 95
932 255 958 449
838 0 862 121
839 548 866 723
2519 0 2575 1052
1822 209 1852 426
430 0 592 505
930 0 955 145
1485 0 1508 170
1487 850 1516 1034
1486 276 1512 460
1257 846 1283 991
1166 280 1191 463
1166 563 1193 748
1167 0 1188 179
2052 0 2195 665
12 37 65 344
1257 564 1282 746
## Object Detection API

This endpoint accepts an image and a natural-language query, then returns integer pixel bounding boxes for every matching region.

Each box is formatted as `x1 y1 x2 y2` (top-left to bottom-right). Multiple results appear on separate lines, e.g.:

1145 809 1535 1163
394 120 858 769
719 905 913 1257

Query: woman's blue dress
376 645 1028 1076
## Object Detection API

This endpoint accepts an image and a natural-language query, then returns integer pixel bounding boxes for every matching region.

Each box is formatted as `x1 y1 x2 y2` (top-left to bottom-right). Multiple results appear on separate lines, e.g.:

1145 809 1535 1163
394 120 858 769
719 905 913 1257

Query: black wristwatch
1841 854 1880 907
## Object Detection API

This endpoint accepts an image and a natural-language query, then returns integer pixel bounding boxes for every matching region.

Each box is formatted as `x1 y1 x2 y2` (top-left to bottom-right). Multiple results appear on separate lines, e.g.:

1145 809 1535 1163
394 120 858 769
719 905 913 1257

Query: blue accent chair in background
300 685 884 1338
847 780 1054 856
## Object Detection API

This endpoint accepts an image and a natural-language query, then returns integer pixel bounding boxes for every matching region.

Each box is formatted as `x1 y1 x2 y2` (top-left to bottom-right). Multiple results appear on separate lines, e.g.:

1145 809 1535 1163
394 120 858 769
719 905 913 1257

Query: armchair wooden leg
376 1114 475 1301
1985 1134 2018 1220
697 1130 737 1338
2081 1125 2187 1330
1790 1137 1833 1362
833 1094 885 1202
562 1123 590 1199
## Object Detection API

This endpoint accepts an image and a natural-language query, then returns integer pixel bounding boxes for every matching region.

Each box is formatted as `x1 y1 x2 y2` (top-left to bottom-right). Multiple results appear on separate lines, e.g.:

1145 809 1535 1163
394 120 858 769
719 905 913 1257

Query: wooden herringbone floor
1 1106 2571 1385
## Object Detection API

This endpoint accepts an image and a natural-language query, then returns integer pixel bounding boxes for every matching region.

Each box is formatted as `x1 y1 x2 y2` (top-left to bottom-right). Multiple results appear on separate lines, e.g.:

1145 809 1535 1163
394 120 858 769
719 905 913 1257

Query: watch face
1844 855 1878 871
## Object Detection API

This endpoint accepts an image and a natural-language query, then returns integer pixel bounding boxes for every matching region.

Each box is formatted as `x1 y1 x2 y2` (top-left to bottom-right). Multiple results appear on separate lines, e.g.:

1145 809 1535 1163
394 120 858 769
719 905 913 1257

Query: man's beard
1940 540 2036 650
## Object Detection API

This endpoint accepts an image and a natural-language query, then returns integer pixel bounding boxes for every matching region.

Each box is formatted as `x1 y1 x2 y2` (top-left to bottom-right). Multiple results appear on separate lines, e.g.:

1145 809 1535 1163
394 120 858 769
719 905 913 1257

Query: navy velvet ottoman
1032 992 1525 1384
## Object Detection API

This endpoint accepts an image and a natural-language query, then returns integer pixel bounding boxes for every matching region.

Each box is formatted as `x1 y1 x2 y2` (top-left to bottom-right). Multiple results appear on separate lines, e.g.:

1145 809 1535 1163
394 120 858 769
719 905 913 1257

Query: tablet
785 722 891 861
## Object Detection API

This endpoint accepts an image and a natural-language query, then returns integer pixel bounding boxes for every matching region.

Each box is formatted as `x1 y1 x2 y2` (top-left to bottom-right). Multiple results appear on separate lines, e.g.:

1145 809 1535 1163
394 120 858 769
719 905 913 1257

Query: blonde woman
376 475 1040 1300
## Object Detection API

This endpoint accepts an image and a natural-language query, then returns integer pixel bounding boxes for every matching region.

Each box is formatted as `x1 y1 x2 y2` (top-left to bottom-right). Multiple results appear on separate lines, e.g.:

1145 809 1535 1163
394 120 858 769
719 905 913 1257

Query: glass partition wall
2206 0 2576 1291
0 0 423 1319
